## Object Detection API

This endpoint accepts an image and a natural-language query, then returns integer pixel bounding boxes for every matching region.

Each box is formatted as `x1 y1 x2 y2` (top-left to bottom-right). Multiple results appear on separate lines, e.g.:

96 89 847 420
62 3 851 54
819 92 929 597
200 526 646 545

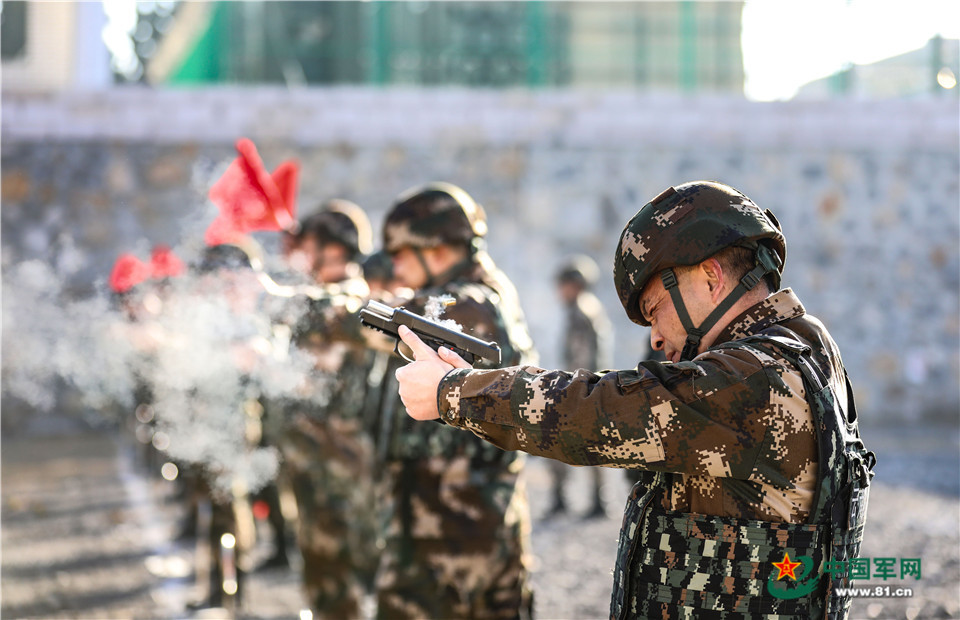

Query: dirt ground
2 415 957 620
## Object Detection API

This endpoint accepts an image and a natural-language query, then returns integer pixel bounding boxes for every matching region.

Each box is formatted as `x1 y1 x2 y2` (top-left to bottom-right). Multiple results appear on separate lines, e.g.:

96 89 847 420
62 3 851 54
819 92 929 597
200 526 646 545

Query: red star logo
772 552 803 581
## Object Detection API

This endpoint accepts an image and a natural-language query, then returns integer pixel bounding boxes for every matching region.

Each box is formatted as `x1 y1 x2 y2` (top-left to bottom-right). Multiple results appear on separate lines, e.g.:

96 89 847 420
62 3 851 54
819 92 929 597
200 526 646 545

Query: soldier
107 247 187 492
547 255 613 519
108 251 163 474
358 249 409 482
191 135 300 582
395 181 875 619
180 239 268 613
279 200 380 619
375 182 536 619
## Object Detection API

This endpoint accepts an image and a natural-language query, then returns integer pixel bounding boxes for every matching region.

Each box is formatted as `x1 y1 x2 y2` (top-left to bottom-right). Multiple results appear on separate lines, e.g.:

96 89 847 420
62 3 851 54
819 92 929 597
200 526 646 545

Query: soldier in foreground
375 183 536 619
395 181 875 619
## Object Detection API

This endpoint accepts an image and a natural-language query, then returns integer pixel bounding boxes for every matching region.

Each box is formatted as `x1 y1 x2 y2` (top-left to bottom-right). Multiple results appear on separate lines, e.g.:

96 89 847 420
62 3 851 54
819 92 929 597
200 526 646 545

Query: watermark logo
767 553 819 600
767 555 921 600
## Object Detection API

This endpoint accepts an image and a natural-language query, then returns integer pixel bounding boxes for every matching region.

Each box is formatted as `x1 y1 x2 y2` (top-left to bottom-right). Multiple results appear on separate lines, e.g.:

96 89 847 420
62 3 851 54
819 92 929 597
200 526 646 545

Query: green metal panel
169 2 229 83
828 65 853 95
369 2 392 85
157 1 743 92
679 1 696 92
525 2 546 87
634 9 648 86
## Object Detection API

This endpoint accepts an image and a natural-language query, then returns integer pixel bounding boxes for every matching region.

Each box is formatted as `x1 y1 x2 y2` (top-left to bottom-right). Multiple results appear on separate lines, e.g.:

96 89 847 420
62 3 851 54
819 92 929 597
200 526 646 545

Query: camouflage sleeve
437 347 778 476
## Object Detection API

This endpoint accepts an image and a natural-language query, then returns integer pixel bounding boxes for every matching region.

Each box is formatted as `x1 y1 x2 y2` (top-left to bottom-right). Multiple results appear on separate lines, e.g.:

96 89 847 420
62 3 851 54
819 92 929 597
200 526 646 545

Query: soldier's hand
396 325 471 420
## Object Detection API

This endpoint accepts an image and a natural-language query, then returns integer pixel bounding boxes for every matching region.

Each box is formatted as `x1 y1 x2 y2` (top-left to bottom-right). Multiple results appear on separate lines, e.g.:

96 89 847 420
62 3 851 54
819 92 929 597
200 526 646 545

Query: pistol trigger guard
395 340 416 363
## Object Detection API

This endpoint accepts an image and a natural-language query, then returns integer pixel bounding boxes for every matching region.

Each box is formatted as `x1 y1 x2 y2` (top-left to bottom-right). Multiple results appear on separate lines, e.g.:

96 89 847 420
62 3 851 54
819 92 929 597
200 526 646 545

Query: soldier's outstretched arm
397 325 784 478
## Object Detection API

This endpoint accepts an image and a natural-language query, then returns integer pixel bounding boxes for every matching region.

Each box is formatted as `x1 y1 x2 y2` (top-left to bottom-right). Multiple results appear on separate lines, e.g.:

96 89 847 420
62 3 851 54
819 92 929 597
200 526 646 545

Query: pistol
359 300 501 366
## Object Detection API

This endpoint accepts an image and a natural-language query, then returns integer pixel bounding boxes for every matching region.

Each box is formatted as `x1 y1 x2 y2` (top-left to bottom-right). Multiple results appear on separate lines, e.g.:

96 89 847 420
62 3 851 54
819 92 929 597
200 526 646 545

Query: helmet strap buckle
739 245 782 292
740 270 762 291
680 329 705 361
660 269 679 290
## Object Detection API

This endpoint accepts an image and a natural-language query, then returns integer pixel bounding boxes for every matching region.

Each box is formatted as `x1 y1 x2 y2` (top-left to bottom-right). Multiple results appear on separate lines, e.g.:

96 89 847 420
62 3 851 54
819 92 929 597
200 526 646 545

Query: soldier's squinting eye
645 293 669 326
641 298 656 323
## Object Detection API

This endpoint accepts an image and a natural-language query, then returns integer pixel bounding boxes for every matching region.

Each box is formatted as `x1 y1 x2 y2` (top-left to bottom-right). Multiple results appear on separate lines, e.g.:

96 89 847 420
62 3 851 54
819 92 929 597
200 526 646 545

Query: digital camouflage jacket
437 289 873 618
375 253 539 620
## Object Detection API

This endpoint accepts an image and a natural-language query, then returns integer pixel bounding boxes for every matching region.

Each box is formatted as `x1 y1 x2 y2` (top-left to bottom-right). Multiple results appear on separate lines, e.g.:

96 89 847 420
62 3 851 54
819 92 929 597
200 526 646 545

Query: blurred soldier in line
184 239 270 612
374 183 537 619
359 250 411 472
173 137 297 610
547 255 612 519
107 247 186 487
108 249 166 476
251 215 316 574
279 201 381 619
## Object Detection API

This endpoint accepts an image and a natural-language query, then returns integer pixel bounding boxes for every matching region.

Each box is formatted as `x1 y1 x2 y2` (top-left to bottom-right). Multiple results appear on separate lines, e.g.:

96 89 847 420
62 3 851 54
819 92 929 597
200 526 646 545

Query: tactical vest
611 333 876 620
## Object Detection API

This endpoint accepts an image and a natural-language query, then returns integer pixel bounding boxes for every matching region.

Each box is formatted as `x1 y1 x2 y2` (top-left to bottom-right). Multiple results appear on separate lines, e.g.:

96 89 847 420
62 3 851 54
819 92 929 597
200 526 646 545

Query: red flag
149 245 186 279
207 138 299 236
271 159 299 231
109 253 151 293
204 214 249 248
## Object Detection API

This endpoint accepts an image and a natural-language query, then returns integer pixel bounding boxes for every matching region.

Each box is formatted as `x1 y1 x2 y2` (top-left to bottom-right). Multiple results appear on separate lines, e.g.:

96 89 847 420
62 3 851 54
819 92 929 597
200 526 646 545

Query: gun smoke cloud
2 236 322 496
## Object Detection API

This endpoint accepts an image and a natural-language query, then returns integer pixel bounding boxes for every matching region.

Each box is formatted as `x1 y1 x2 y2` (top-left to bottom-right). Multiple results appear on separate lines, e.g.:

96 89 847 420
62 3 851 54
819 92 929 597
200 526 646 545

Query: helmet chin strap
412 247 436 289
412 246 475 290
660 245 783 362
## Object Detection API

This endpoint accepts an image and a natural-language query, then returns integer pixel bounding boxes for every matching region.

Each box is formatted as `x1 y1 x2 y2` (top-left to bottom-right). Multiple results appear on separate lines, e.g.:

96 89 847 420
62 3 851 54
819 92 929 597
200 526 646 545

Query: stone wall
3 87 958 423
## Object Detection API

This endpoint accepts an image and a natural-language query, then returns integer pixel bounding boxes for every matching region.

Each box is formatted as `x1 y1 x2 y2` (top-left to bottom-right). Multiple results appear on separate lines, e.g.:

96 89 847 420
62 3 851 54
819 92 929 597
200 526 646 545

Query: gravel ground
2 417 957 620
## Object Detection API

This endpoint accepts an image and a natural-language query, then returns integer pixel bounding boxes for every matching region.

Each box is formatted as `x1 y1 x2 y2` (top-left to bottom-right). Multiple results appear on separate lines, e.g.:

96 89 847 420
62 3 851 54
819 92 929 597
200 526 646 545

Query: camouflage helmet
614 181 786 327
556 254 600 288
197 236 265 274
383 182 488 254
300 199 373 261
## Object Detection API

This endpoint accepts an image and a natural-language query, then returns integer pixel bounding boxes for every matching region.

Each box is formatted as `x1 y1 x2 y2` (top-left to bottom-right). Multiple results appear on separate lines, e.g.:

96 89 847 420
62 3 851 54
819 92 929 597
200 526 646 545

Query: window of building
1 1 28 61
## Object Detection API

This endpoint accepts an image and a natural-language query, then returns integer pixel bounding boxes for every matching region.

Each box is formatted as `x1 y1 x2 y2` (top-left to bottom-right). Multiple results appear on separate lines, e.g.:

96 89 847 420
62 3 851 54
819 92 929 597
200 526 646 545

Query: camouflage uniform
549 256 613 516
172 241 269 611
429 182 874 619
276 204 381 619
376 183 537 619
282 310 380 618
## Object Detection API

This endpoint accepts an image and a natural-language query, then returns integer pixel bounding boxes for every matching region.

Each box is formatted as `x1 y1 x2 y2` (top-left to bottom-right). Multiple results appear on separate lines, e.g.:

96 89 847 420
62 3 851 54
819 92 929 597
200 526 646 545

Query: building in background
143 1 745 93
796 35 959 99
3 1 957 100
1 1 110 92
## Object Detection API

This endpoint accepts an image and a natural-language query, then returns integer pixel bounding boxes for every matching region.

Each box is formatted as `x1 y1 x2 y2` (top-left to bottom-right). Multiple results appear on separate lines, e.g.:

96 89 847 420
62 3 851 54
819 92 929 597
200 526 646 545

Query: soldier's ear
698 258 724 299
